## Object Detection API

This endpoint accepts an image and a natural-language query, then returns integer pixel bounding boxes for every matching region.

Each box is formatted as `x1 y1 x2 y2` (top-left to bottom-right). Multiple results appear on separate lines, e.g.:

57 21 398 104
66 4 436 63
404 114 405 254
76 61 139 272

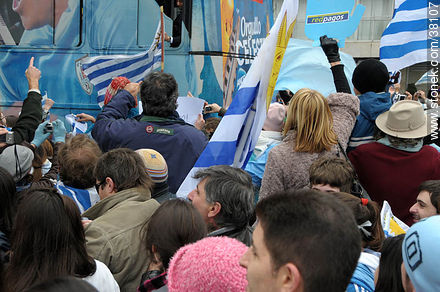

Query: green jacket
83 187 159 292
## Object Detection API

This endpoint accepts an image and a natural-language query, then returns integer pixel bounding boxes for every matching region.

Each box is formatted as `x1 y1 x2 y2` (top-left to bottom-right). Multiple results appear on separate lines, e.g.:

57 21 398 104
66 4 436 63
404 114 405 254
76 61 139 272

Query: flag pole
160 6 165 72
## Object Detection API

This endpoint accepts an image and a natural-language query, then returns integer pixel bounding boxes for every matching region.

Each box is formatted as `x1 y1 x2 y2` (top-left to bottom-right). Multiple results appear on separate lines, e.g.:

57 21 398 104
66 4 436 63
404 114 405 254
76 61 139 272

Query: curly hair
58 135 102 189
140 72 178 117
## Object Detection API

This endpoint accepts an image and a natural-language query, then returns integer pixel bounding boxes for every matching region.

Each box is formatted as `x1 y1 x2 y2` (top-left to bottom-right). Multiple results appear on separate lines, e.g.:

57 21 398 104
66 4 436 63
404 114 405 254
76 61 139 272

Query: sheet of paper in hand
176 96 205 125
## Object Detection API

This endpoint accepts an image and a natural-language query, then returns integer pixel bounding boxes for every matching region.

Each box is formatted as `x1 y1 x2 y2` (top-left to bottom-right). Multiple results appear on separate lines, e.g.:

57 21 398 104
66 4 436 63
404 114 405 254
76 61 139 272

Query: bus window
0 0 23 45
168 0 192 47
90 0 146 50
0 0 81 47
143 0 192 49
137 0 162 48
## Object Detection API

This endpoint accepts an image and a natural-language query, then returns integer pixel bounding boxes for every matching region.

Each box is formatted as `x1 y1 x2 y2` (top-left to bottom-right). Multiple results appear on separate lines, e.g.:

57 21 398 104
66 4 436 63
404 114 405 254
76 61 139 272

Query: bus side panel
191 0 273 107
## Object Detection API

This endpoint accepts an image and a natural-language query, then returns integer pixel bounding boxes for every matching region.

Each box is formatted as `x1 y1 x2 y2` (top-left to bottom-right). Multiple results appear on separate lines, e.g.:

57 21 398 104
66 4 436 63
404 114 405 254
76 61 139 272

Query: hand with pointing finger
25 57 41 90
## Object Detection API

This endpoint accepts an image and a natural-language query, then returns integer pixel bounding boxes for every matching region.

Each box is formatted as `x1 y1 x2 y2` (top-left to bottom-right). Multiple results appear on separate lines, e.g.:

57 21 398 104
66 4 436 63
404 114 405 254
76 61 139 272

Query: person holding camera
0 57 68 188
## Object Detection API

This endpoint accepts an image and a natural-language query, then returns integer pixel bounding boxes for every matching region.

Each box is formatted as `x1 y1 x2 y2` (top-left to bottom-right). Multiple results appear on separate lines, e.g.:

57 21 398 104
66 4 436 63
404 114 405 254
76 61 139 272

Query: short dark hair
194 165 254 229
374 234 405 292
94 148 153 193
5 115 18 128
6 188 96 291
309 156 354 193
419 180 440 213
256 189 361 292
140 72 178 117
31 140 54 182
58 135 102 189
330 192 385 251
143 199 207 270
387 135 424 148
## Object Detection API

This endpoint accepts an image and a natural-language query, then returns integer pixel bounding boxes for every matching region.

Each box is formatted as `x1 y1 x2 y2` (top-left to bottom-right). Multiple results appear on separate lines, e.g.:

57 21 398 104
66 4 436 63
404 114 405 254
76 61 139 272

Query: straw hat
375 100 429 139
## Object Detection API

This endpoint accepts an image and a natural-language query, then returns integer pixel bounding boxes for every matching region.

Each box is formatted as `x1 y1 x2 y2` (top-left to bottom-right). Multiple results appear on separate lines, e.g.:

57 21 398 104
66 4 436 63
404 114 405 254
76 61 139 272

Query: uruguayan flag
80 22 162 106
176 0 299 197
56 182 100 214
380 0 435 72
415 70 430 85
65 114 87 136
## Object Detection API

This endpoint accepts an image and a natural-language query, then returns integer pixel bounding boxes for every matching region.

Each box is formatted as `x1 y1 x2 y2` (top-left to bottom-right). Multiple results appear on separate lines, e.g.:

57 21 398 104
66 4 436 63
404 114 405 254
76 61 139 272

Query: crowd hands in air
0 36 439 292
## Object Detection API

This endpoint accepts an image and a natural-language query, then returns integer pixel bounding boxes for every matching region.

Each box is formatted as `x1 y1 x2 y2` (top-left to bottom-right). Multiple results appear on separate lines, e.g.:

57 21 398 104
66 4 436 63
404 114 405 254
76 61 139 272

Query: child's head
310 156 355 193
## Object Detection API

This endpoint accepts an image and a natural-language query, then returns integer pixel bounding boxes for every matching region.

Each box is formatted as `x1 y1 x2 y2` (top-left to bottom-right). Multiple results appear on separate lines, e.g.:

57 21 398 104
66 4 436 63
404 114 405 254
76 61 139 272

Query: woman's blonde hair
283 88 338 153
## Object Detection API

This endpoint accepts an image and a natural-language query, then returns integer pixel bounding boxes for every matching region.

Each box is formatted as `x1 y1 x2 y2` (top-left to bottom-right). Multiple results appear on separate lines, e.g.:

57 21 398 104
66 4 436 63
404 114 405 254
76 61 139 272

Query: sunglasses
95 181 106 193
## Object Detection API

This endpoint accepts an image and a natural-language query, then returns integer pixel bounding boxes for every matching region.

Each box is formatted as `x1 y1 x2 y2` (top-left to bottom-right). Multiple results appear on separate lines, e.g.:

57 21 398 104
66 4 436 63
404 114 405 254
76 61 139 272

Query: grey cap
0 145 34 182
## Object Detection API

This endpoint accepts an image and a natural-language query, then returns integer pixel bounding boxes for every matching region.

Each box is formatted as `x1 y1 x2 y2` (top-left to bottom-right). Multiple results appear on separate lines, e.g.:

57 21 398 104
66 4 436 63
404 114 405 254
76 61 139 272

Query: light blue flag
79 23 162 106
274 38 357 98
176 0 299 198
380 0 437 72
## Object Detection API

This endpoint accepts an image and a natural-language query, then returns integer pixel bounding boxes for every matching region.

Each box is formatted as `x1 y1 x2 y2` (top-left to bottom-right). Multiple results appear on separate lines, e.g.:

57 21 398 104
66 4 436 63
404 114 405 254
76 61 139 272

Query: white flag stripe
209 112 251 142
395 0 405 9
82 51 154 67
380 0 430 72
380 30 427 47
86 52 161 85
96 60 161 97
381 48 427 71
391 7 427 23
83 50 162 77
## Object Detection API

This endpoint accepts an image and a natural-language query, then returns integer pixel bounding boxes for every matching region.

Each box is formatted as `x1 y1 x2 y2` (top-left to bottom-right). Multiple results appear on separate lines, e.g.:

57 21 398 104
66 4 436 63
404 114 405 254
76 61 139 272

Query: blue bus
0 0 273 121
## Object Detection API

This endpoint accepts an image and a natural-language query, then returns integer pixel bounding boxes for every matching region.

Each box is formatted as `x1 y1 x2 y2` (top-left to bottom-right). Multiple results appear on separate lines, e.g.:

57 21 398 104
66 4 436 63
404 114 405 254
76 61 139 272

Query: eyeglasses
95 181 105 193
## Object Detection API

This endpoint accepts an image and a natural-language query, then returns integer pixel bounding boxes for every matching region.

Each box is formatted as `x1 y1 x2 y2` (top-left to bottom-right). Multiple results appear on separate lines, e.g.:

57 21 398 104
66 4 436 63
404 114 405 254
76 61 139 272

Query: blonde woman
259 36 360 199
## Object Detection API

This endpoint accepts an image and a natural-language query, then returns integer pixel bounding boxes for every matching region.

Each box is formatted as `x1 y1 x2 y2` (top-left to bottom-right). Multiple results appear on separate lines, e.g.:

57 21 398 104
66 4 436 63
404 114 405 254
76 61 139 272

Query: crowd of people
0 36 439 292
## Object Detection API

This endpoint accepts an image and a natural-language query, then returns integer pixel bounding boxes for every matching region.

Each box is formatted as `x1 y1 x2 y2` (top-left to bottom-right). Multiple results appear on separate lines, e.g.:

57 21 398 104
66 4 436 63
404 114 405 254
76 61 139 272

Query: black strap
337 140 361 182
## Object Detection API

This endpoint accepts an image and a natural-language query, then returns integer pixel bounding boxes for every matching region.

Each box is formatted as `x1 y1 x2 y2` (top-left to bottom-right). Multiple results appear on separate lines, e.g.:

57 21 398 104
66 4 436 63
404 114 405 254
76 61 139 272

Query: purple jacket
92 90 208 193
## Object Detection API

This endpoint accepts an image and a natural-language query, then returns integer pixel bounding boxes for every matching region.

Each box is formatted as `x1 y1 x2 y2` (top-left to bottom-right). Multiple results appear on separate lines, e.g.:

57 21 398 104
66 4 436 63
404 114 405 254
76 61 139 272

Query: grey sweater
259 92 360 200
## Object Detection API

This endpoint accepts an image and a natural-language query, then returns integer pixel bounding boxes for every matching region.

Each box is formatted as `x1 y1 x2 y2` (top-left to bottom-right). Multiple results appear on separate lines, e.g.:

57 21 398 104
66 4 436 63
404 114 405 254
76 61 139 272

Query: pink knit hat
263 103 286 131
167 236 248 292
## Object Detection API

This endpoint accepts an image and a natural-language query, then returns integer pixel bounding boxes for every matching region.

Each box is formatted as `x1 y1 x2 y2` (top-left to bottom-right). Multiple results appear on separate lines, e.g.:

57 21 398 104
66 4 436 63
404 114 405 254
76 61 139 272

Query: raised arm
320 36 351 94
12 57 43 143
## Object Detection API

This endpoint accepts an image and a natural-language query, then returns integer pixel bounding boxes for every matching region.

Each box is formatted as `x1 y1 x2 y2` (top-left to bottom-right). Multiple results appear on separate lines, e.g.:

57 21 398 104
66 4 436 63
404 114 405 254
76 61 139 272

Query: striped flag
80 23 162 106
380 0 435 72
176 0 299 197
415 70 430 85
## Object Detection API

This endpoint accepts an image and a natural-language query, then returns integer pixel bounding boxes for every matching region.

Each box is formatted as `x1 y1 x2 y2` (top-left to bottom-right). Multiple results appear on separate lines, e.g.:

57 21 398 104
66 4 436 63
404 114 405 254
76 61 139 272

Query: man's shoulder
86 198 159 238
349 142 383 157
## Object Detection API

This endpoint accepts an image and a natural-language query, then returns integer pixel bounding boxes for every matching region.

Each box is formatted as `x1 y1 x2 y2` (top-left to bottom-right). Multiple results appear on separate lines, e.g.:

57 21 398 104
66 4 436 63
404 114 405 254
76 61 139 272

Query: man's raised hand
25 57 41 90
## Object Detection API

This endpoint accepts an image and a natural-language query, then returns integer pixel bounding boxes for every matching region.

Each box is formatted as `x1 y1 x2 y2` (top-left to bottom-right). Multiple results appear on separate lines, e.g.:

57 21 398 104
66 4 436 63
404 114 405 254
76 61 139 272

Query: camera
6 131 14 144
44 122 54 134
203 106 212 113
